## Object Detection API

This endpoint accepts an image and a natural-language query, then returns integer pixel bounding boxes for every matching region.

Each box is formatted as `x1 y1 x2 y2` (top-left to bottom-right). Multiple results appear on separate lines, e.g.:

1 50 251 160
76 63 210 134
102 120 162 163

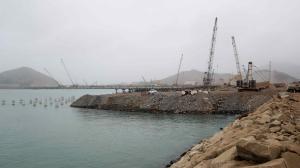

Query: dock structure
16 85 219 92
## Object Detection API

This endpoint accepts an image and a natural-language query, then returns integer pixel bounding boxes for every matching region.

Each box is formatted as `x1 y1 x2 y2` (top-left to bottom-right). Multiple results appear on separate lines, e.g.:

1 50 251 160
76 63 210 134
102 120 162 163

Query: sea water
0 89 234 168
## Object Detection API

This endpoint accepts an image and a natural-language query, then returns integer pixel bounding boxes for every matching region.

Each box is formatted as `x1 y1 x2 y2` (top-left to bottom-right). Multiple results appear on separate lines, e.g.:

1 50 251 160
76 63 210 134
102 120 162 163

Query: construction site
70 17 293 114
45 17 293 94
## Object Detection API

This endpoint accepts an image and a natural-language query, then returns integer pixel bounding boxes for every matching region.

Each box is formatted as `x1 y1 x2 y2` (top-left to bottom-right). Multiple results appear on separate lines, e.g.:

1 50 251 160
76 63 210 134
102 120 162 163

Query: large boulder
281 152 300 168
242 158 287 168
236 138 281 163
210 147 237 167
286 143 300 155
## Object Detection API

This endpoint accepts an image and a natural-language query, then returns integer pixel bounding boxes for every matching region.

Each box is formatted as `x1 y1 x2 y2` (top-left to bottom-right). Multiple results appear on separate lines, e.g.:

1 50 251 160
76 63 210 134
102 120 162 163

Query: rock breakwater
169 93 300 168
71 91 275 114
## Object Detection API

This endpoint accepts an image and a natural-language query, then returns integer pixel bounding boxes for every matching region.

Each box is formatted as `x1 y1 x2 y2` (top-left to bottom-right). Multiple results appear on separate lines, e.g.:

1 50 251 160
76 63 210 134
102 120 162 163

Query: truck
287 82 300 92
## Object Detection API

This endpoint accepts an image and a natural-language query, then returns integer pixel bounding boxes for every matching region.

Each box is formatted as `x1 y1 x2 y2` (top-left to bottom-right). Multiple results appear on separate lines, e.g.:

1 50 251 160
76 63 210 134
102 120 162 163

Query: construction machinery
230 36 270 91
60 58 76 87
231 36 243 82
237 61 270 91
287 81 300 92
141 76 147 83
175 53 183 86
203 17 218 87
44 68 63 87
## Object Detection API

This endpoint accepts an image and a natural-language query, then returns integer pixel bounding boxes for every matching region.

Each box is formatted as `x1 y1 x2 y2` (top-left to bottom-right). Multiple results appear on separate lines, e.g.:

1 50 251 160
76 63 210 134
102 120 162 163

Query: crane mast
141 76 147 83
203 17 218 87
44 68 61 86
61 58 75 86
231 36 243 80
175 53 183 86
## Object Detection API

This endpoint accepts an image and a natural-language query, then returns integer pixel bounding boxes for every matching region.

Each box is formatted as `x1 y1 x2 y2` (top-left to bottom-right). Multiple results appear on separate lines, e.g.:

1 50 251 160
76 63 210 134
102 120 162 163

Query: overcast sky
0 0 299 84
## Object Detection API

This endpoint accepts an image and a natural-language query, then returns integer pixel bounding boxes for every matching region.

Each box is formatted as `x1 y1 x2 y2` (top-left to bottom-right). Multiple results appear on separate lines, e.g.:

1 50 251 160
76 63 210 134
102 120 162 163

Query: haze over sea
0 89 234 168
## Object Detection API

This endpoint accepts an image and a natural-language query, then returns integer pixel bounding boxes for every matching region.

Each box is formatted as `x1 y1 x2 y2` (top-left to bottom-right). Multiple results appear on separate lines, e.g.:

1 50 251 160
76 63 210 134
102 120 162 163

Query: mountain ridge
0 67 59 88
157 69 298 85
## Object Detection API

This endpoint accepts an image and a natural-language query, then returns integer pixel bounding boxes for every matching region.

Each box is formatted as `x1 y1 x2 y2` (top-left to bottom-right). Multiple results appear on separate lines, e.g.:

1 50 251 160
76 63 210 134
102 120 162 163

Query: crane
44 68 62 86
60 58 75 86
175 53 183 86
231 36 243 81
203 17 218 87
141 76 147 83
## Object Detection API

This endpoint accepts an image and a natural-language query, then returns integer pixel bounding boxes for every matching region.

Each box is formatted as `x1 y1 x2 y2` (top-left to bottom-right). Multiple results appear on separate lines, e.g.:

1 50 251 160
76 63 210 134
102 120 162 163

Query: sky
0 0 299 84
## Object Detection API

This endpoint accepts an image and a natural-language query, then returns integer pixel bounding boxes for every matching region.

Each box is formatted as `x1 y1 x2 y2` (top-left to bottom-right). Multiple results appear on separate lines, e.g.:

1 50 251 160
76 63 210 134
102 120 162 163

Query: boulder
278 92 289 99
210 147 237 166
286 143 300 155
210 160 253 168
296 124 300 131
256 114 271 124
270 126 281 133
281 152 300 168
281 124 296 134
241 120 254 128
270 120 281 127
271 113 285 121
242 158 287 168
296 134 300 142
236 138 281 163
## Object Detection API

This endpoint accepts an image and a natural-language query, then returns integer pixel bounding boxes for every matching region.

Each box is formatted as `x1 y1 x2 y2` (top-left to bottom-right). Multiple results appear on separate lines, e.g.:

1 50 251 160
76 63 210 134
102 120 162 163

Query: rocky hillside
169 93 300 168
0 67 59 88
158 69 298 85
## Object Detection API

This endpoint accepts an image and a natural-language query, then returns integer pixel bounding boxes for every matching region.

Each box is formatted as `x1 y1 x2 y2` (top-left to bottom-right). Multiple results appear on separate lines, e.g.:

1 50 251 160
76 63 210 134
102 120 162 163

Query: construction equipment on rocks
287 81 300 92
175 53 184 86
203 17 218 87
61 58 77 87
231 36 243 81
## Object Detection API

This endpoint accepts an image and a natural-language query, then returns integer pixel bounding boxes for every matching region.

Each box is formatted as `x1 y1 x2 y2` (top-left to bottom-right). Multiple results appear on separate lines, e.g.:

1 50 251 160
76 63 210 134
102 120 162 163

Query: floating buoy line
0 96 76 108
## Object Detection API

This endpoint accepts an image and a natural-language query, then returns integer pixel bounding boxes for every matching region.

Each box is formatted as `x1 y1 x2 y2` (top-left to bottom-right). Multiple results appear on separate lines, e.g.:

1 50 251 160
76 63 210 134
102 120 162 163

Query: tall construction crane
203 17 218 87
175 53 183 86
231 36 243 81
44 68 62 86
141 76 147 83
60 58 75 86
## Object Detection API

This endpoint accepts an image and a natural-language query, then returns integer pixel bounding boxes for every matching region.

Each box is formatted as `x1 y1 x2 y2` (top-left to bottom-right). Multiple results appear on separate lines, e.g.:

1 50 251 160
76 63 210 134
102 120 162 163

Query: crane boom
141 76 147 83
231 36 243 80
60 58 75 86
203 17 218 86
44 68 61 86
175 53 183 86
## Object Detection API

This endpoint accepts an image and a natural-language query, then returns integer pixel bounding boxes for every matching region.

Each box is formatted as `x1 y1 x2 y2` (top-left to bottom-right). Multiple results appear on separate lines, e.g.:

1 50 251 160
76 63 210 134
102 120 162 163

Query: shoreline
169 93 300 168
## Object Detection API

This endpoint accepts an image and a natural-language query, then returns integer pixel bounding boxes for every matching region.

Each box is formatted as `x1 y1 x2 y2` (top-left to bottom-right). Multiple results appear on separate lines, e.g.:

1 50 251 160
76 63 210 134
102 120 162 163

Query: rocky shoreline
169 93 300 168
71 91 275 114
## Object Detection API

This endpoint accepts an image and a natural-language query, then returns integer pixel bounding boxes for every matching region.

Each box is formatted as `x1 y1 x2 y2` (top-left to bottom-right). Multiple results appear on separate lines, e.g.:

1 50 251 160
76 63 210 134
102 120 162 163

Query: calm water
0 89 235 168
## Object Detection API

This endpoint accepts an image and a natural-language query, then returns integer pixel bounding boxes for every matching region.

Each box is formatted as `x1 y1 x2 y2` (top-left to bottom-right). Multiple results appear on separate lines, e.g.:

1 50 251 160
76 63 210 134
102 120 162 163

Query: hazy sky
0 0 299 84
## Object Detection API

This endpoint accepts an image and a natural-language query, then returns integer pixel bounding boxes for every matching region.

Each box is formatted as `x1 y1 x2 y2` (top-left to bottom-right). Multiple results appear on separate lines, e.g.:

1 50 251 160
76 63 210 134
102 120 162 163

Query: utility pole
203 17 218 87
175 53 183 86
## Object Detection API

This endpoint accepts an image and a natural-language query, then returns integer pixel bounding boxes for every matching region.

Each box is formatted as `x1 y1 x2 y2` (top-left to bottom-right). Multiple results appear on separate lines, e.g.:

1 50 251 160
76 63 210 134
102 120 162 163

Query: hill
0 67 59 88
158 69 298 85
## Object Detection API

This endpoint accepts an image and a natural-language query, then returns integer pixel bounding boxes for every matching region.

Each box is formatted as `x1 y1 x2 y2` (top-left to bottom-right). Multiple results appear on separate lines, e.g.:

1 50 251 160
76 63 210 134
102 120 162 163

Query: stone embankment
71 91 275 114
169 93 300 168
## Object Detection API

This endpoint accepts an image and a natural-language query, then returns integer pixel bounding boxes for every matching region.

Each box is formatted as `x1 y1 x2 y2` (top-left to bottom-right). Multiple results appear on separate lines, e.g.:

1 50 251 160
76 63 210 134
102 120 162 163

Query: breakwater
71 91 275 114
169 93 300 168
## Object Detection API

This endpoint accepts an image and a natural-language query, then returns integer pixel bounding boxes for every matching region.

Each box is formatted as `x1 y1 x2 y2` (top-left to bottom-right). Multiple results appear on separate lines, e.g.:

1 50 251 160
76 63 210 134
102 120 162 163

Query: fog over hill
0 67 59 88
158 69 298 85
